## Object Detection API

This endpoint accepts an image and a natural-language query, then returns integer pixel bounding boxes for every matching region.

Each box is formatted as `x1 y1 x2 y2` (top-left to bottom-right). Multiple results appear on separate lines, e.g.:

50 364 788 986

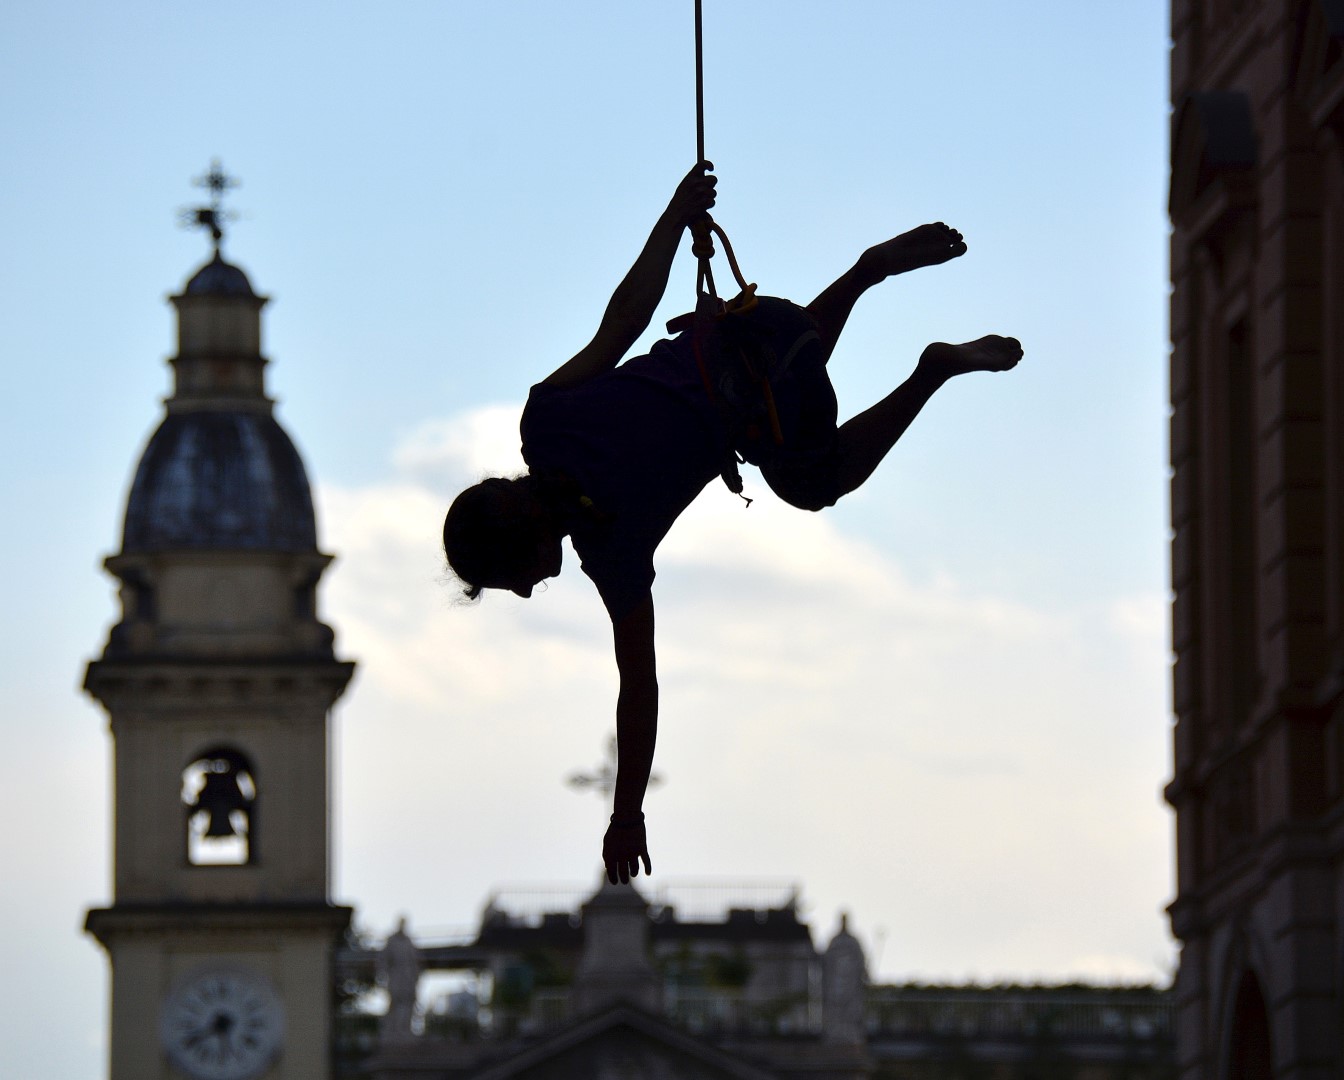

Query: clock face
159 967 285 1080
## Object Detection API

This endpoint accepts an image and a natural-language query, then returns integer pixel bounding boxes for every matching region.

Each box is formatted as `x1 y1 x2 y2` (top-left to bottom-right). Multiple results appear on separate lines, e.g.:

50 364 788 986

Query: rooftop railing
866 987 1173 1040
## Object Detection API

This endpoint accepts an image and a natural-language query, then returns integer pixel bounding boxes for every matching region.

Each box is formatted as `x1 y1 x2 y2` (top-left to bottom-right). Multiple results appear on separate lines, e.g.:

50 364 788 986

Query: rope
692 0 716 299
708 220 752 299
693 0 726 301
690 2 753 307
695 0 706 168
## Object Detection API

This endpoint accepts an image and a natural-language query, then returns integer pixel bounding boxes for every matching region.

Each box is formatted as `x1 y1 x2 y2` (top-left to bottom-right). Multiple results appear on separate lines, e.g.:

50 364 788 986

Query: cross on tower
566 734 662 801
181 158 240 253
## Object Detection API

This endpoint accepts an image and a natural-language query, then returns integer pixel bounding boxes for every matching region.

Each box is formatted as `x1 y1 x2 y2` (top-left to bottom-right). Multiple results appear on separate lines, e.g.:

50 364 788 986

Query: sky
0 1 1171 1075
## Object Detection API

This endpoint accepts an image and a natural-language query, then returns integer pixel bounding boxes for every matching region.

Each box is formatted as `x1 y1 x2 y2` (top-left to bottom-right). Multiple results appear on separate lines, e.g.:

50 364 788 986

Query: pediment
1170 91 1257 229
470 1005 781 1080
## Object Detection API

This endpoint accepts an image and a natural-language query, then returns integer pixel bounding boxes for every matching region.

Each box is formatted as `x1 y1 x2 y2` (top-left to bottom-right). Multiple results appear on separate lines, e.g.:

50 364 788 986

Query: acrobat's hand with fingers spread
603 813 652 884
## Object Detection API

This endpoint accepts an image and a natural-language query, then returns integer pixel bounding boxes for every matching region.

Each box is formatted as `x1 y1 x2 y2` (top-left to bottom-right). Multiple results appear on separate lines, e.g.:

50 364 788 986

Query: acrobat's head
443 475 564 600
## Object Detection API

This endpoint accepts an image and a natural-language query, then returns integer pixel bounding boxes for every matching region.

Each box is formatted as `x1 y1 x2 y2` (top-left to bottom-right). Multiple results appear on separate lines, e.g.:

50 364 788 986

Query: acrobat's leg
806 224 967 362
833 336 1022 498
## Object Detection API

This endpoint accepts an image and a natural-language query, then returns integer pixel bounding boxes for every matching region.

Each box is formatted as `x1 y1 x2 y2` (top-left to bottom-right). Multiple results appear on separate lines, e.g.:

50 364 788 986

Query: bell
195 769 248 837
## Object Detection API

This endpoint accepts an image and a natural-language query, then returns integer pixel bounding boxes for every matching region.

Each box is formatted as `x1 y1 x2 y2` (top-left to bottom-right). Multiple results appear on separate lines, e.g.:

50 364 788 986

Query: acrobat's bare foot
859 223 967 281
918 335 1023 379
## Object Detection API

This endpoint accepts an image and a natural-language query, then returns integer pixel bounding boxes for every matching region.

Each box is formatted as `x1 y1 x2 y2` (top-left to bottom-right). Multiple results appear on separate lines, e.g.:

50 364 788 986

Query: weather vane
179 158 240 255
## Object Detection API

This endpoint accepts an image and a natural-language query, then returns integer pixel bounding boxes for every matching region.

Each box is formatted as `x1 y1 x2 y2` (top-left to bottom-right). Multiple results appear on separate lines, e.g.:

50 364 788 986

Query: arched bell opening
182 746 258 866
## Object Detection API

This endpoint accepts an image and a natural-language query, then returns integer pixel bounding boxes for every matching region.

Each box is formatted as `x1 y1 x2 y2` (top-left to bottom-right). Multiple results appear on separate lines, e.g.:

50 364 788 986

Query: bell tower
84 163 355 1080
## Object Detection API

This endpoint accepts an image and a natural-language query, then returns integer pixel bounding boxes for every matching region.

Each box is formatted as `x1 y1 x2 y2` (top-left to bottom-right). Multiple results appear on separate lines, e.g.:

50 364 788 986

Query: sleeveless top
521 332 724 620
520 298 835 619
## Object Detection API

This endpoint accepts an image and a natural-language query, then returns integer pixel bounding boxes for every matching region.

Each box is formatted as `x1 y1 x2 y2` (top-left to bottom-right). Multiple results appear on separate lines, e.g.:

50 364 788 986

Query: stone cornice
85 901 353 947
84 657 356 712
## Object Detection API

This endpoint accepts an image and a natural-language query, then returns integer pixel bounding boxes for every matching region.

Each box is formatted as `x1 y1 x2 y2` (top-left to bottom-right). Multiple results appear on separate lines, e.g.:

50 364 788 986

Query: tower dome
121 410 318 553
184 251 258 298
118 239 318 553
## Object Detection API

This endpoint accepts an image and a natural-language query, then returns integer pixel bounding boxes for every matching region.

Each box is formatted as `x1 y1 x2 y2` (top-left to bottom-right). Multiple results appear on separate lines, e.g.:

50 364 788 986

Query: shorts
710 296 841 511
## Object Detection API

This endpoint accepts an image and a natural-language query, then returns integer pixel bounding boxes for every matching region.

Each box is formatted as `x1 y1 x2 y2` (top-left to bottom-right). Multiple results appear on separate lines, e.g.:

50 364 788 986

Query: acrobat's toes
863 222 967 279
920 222 967 263
920 335 1024 378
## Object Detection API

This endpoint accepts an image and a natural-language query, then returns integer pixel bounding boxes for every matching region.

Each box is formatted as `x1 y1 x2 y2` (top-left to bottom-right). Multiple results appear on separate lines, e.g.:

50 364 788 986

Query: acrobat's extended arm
602 594 658 883
542 163 717 390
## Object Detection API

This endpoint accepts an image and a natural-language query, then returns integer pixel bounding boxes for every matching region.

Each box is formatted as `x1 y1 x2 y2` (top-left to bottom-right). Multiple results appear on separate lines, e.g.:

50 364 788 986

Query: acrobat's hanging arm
580 166 721 886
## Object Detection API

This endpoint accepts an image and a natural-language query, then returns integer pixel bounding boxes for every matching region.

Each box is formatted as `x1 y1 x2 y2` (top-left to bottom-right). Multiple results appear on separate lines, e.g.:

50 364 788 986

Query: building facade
1167 1 1344 1076
333 885 1172 1080
84 171 355 1080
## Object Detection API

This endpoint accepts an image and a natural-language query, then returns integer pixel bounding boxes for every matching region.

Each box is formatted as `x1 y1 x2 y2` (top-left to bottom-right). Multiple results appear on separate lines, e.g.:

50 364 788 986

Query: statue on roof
379 917 421 1043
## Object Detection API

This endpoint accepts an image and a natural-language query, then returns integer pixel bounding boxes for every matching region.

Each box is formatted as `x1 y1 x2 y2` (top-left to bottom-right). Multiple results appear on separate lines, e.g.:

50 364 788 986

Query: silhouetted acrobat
443 163 1023 884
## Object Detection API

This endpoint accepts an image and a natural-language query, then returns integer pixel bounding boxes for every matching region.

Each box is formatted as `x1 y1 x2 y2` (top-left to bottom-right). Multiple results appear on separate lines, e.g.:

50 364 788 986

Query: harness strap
688 293 750 500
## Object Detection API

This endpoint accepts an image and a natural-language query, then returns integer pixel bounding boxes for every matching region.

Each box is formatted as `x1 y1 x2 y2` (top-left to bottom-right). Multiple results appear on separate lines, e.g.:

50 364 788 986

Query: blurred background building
335 886 1172 1080
1166 0 1344 1076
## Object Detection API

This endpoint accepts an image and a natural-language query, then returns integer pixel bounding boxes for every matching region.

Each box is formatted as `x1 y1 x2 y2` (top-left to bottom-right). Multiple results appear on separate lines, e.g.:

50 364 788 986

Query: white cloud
392 404 527 484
